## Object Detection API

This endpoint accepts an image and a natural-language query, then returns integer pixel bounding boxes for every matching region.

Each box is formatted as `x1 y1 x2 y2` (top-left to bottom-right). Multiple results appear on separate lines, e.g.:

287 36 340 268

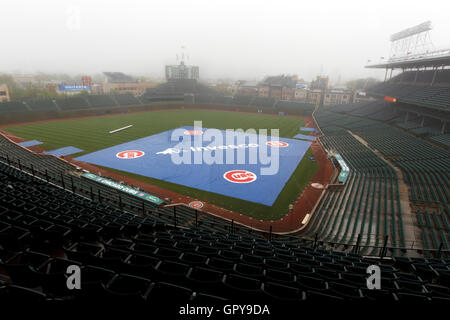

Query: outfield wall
0 101 314 125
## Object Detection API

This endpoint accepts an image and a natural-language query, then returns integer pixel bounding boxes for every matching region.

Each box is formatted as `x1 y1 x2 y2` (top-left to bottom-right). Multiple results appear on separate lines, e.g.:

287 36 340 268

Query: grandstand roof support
431 67 437 86
413 70 419 85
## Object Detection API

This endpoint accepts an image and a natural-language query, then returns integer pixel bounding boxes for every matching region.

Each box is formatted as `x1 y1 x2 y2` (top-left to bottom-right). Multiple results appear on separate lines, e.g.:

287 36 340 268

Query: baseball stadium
0 23 449 309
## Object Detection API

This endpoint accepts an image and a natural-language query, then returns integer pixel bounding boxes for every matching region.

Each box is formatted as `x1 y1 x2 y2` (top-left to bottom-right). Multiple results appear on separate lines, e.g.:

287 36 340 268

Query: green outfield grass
3 109 318 220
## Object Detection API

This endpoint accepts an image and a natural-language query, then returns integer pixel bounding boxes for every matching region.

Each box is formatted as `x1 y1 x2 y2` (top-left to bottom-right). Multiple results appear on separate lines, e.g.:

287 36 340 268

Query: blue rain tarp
75 127 312 206
44 146 83 157
18 140 43 147
300 127 317 132
293 134 316 141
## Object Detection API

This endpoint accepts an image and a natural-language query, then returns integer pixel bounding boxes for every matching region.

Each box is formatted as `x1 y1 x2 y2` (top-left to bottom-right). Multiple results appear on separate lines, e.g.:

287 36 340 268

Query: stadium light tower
389 21 434 59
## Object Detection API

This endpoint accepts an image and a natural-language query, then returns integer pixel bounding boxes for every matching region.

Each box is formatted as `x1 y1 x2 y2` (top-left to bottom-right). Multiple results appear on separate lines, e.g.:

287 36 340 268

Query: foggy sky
1 0 449 83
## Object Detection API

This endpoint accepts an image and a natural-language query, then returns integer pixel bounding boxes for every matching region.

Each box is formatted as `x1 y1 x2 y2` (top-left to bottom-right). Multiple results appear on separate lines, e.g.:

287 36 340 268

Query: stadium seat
221 274 263 301
153 260 190 284
296 275 329 291
179 252 208 265
205 257 235 272
64 242 103 265
121 254 160 279
74 265 115 300
263 269 297 286
261 282 306 301
35 257 83 295
233 263 264 279
103 273 151 302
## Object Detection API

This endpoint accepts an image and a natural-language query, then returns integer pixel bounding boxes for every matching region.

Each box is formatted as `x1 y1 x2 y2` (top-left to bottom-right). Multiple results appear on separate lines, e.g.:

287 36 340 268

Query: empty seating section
306 112 405 256
314 102 450 257
324 100 399 122
0 101 29 115
347 100 389 117
410 126 442 136
276 100 315 113
0 133 268 240
0 160 449 303
211 95 233 105
1 92 317 118
0 94 145 115
416 211 450 253
112 94 141 106
430 134 450 147
25 99 58 112
367 69 450 109
250 97 277 108
0 80 449 301
0 134 162 216
142 79 216 103
194 94 215 104
389 69 450 85
190 95 316 115
85 95 118 108
435 69 450 83
55 97 90 111
232 95 253 106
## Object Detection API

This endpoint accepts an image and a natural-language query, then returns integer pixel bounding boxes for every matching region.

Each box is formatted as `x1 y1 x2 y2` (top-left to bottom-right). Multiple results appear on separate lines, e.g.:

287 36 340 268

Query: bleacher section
313 102 450 258
85 95 118 108
232 95 253 106
211 95 233 105
0 134 269 238
142 79 216 102
430 134 450 148
0 91 317 118
0 101 29 115
305 112 406 256
367 69 450 109
0 156 449 303
25 99 58 112
324 100 448 137
0 94 145 115
276 100 315 114
189 95 316 115
112 94 141 106
250 97 277 108
416 211 450 254
0 134 162 216
389 69 450 85
54 97 90 111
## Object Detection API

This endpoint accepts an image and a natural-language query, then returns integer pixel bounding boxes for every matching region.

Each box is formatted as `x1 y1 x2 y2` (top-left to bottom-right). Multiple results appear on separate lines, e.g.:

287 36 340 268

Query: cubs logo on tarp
116 150 145 159
184 130 203 135
223 170 257 183
189 201 204 209
266 141 288 147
